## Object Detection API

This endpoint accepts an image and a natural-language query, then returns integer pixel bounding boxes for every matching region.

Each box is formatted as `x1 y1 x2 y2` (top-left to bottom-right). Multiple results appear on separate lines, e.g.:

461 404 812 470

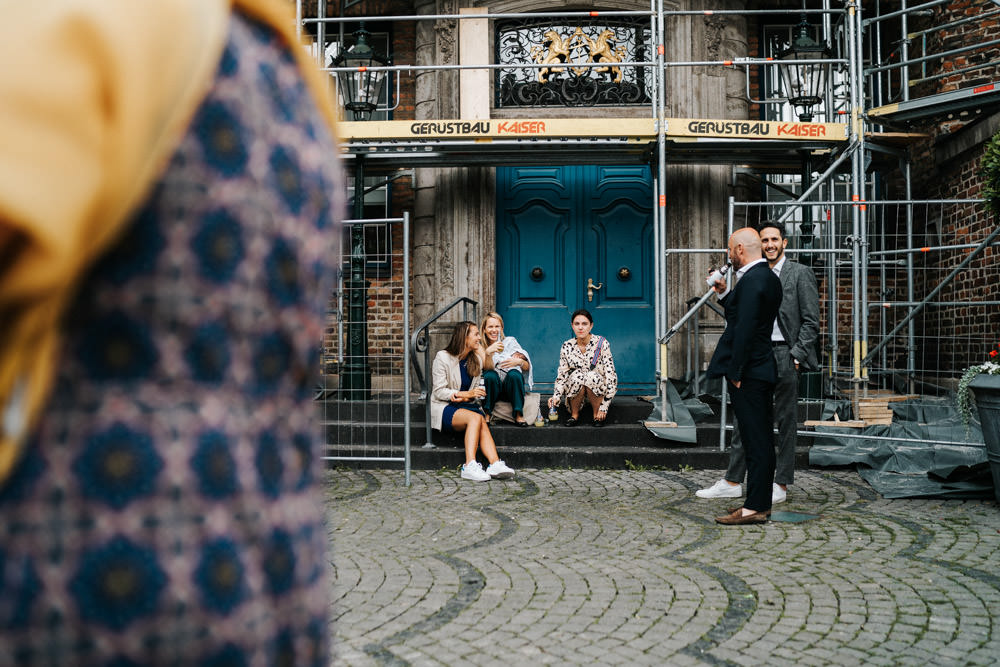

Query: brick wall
913 148 999 372
883 1 1000 373
911 0 1000 134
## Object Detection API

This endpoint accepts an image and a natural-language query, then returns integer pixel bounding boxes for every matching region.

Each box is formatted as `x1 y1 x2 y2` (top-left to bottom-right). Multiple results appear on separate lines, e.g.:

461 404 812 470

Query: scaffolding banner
339 118 848 142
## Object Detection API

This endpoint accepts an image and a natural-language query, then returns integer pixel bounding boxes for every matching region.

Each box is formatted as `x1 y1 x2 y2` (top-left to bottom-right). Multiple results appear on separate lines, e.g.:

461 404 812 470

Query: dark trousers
725 345 798 485
482 369 525 415
729 377 776 513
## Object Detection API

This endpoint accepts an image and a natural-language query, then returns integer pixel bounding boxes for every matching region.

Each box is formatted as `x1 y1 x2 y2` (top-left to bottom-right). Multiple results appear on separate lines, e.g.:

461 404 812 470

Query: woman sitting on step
480 311 534 427
431 321 516 482
547 308 618 427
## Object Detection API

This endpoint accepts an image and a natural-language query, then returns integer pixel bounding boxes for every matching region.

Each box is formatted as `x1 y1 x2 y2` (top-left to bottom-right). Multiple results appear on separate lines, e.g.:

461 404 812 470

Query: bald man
706 228 782 525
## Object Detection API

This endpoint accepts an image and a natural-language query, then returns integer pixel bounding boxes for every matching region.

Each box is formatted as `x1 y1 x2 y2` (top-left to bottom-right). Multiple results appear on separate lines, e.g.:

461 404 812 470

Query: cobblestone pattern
326 469 1000 666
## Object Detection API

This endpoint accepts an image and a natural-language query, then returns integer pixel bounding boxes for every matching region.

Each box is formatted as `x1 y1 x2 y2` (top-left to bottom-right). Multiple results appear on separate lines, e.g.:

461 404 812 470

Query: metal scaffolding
301 1 1000 434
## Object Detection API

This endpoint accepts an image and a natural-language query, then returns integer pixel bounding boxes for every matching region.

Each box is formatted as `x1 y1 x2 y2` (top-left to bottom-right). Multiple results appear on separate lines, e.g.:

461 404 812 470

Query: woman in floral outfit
547 309 618 426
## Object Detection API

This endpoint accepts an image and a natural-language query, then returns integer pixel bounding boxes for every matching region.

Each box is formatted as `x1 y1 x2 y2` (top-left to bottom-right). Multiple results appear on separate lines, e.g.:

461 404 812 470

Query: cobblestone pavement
325 468 1000 666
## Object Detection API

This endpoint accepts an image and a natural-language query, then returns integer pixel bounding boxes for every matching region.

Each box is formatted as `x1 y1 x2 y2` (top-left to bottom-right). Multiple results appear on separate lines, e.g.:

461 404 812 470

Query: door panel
497 165 655 394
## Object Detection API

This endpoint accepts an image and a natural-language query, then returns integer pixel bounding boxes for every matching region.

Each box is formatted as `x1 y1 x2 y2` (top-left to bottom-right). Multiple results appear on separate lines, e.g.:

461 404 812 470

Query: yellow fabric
0 0 340 485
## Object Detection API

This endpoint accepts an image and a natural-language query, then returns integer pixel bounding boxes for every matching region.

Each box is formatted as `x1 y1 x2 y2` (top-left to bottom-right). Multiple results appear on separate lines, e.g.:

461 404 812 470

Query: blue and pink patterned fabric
0 14 342 665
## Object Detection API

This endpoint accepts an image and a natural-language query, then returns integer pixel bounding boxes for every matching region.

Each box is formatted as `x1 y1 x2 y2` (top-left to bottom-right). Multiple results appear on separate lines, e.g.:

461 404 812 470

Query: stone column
412 0 440 330
413 0 495 329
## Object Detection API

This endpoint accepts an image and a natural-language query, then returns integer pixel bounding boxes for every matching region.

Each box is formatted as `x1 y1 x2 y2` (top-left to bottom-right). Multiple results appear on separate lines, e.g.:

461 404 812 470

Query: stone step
321 395 827 470
324 440 816 471
328 421 670 449
316 394 656 424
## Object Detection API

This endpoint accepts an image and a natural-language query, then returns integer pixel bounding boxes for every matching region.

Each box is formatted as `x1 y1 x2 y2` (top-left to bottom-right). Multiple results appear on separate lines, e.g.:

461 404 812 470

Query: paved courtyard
325 468 1000 666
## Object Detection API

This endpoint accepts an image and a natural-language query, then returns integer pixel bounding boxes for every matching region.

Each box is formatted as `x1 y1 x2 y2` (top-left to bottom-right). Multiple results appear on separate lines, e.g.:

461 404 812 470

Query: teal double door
496 165 655 394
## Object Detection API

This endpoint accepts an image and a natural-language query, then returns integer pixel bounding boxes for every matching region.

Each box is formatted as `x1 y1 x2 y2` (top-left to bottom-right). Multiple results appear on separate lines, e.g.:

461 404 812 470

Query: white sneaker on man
772 483 787 504
461 461 491 482
486 460 515 480
695 479 742 498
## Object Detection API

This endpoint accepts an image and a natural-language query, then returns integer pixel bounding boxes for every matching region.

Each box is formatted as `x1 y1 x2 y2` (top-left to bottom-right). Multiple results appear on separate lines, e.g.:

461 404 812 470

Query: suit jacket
707 261 783 384
776 259 821 371
430 350 482 430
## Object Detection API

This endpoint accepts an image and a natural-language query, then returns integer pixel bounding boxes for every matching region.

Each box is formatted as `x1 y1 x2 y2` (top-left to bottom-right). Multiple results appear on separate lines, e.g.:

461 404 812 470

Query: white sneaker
461 461 490 482
695 479 743 499
772 483 787 504
486 460 515 480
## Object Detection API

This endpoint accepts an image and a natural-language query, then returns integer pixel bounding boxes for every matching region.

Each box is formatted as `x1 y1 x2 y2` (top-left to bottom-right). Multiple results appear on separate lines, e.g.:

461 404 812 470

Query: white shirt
770 255 786 342
716 257 767 300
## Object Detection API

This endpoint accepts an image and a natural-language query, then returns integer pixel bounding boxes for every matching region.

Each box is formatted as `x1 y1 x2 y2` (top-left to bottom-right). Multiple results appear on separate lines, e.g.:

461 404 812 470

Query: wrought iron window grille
495 19 652 108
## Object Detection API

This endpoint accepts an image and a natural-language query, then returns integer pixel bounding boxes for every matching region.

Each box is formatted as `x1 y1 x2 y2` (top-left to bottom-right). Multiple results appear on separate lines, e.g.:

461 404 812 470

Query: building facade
309 0 1000 400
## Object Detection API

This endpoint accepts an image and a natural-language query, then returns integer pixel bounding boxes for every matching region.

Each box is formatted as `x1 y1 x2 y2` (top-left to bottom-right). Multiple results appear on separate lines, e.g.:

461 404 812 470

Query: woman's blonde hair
480 311 504 347
444 321 483 376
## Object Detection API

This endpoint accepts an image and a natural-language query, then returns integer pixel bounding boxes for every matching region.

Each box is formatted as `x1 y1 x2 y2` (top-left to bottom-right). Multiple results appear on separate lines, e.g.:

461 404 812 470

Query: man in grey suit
697 221 820 504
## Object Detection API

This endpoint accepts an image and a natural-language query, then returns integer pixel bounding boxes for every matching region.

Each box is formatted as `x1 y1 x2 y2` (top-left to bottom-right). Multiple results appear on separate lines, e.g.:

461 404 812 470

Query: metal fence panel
319 214 411 484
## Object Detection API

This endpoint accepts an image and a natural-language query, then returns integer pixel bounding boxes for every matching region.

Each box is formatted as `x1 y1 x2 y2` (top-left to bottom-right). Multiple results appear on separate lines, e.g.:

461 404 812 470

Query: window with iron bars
495 19 652 108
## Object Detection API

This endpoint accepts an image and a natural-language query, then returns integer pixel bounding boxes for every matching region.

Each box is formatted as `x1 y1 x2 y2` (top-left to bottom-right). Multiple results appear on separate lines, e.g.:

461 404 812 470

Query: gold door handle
587 277 604 302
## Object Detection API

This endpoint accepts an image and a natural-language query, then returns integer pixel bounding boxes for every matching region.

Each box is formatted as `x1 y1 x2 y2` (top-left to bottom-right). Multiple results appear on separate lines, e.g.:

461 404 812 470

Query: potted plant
957 355 1000 432
956 347 1000 503
981 127 1000 214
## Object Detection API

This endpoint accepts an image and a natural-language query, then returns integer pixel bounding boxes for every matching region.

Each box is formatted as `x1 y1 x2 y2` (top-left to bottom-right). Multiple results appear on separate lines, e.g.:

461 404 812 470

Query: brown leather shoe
726 506 772 517
716 510 769 525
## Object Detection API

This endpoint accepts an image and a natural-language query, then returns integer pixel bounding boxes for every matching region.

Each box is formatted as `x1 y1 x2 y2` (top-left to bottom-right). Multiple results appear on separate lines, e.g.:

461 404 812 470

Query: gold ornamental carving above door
529 27 627 83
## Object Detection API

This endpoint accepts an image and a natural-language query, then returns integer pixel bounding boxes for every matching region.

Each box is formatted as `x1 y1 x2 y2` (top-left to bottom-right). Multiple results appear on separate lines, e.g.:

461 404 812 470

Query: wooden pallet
850 392 919 426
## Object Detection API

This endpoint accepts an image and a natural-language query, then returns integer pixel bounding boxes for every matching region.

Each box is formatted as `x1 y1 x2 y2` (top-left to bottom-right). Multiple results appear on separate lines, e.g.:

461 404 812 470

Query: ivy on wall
981 126 1000 215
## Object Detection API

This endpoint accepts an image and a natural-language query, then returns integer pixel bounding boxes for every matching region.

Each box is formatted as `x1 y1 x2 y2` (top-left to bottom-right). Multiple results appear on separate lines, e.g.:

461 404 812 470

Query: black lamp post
335 26 389 400
778 14 830 123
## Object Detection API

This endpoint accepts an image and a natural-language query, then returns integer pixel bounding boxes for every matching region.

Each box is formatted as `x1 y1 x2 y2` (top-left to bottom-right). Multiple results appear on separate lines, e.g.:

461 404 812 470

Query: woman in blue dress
430 322 516 481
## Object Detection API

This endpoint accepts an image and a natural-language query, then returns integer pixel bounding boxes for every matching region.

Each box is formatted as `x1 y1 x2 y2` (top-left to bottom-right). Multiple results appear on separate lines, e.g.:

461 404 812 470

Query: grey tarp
808 397 994 499
644 381 710 444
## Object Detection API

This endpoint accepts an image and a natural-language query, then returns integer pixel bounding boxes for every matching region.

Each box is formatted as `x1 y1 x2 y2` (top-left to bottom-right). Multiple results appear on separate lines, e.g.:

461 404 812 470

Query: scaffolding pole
656 0 669 416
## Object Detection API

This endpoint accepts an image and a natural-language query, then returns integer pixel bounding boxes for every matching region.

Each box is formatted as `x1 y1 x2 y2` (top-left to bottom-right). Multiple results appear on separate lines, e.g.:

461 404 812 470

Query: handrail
410 297 479 449
410 296 480 395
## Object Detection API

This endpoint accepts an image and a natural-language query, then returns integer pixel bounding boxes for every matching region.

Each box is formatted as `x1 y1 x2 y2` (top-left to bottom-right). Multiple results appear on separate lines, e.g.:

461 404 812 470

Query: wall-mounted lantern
333 24 390 121
778 14 830 123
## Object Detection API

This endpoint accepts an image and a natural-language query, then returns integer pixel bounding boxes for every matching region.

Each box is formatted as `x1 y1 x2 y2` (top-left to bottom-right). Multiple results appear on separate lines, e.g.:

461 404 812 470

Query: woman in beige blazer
431 321 516 481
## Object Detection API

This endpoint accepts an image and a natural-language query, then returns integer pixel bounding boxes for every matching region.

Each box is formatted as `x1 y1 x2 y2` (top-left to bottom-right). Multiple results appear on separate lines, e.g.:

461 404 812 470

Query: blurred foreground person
0 1 343 663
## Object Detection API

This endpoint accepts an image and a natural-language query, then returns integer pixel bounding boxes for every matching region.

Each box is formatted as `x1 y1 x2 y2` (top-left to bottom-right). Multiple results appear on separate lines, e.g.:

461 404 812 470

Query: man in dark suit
697 222 820 504
706 228 782 524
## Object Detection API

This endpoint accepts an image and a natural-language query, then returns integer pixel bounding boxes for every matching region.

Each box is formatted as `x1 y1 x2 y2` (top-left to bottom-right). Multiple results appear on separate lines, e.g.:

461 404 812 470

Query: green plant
981 128 1000 215
956 355 1000 435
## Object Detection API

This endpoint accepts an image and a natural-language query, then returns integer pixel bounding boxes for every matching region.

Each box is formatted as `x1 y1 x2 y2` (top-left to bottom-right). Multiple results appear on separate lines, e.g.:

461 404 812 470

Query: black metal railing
409 297 479 448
